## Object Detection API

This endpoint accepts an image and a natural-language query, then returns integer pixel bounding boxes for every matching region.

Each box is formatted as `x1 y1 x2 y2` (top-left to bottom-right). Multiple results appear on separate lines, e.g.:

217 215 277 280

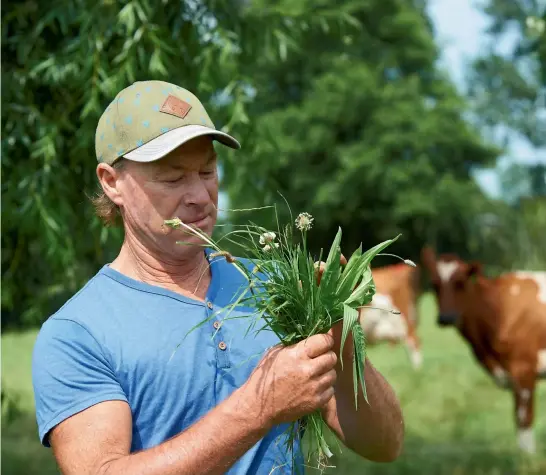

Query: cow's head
421 246 482 327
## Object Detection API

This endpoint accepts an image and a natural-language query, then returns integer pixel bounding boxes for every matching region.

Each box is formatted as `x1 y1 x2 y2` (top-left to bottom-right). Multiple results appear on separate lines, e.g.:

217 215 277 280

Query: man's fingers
302 333 335 358
309 351 338 376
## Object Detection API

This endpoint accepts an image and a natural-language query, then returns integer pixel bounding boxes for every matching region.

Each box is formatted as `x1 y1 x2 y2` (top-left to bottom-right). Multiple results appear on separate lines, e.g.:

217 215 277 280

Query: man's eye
164 176 183 183
201 170 215 176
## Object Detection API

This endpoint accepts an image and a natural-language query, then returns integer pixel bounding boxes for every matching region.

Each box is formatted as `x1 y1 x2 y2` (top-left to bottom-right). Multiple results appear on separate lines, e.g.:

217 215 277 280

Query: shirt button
213 321 221 329
218 341 227 351
207 301 213 309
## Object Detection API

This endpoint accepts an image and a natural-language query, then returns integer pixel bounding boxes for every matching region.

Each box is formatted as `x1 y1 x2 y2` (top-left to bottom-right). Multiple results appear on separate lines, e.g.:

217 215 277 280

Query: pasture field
2 293 545 474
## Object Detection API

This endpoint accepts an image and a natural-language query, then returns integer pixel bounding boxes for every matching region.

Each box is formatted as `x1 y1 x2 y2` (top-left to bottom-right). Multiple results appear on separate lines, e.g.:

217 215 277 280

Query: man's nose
184 175 212 206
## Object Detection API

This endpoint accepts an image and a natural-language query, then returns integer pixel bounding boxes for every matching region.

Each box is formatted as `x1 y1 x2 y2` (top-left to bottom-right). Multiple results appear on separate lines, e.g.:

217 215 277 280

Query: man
32 79 404 475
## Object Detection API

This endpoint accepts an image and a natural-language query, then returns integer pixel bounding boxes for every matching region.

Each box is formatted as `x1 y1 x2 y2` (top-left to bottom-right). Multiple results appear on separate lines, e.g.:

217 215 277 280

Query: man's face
115 136 219 257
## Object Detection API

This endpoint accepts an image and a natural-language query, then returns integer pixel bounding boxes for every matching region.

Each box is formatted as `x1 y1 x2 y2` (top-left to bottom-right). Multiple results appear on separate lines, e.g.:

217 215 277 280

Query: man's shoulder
39 266 117 332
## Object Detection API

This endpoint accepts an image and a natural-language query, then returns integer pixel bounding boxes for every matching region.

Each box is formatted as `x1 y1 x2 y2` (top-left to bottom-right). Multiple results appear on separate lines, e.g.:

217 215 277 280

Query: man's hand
241 334 338 428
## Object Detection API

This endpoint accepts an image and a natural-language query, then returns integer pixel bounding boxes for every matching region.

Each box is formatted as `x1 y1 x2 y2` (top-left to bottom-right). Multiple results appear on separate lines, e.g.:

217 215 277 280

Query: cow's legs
399 298 422 369
405 334 422 369
508 358 537 454
462 332 511 388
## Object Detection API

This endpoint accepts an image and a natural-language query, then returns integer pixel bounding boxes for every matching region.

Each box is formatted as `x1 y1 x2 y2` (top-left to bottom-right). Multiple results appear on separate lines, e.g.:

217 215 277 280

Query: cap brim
122 124 241 162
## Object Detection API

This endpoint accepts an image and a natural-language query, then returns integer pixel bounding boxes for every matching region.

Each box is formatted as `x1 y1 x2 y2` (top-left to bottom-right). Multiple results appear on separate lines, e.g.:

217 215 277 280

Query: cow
420 246 546 454
359 262 423 369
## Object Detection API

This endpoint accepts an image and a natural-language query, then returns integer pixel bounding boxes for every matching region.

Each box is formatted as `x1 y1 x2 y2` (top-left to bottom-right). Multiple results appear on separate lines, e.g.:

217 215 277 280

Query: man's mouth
186 215 210 228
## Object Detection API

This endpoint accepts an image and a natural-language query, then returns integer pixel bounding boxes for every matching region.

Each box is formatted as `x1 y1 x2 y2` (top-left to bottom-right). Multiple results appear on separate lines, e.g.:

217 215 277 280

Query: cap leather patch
160 95 192 119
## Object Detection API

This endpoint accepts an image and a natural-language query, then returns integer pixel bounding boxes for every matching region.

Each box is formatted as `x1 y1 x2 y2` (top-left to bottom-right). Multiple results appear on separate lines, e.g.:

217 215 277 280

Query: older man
32 80 404 475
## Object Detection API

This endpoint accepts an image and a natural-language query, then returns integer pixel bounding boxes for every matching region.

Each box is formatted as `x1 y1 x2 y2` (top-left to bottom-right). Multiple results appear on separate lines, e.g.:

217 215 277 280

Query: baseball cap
95 80 240 165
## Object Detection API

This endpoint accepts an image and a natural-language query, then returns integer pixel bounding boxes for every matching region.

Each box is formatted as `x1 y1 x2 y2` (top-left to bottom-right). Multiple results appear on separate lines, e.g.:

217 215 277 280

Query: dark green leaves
1 0 359 329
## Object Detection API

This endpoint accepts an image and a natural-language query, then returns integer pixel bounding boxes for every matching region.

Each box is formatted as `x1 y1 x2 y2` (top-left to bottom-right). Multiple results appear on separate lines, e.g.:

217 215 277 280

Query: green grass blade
340 305 359 370
353 342 359 410
336 243 363 299
360 234 401 270
319 227 342 298
343 265 375 307
352 321 368 404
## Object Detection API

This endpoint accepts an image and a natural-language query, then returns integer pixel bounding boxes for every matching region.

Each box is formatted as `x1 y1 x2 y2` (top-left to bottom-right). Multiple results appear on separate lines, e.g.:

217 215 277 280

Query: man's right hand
240 333 338 427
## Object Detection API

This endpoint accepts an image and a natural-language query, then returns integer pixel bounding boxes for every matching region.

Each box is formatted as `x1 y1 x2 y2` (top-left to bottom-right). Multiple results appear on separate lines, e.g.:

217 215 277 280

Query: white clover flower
263 243 280 252
295 212 314 231
259 231 277 245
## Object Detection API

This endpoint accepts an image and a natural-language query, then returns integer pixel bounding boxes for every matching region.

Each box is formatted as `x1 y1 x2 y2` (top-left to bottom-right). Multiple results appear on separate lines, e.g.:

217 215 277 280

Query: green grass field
2 293 545 474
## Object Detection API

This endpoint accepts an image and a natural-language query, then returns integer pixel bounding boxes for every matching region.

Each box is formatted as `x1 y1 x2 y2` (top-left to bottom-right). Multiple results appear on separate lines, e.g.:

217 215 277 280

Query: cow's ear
466 261 482 278
420 246 437 272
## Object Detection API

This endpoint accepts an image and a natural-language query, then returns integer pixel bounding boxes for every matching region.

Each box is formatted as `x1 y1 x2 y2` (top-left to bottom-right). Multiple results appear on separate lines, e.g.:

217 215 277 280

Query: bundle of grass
164 208 409 473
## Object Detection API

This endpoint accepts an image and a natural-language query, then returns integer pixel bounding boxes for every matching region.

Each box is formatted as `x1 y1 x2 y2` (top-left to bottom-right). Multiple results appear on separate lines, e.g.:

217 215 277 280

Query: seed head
295 212 314 232
209 251 237 263
164 218 183 228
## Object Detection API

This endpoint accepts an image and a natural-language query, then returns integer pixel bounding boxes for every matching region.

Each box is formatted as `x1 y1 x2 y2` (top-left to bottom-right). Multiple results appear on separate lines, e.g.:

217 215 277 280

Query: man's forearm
323 357 404 462
101 385 270 475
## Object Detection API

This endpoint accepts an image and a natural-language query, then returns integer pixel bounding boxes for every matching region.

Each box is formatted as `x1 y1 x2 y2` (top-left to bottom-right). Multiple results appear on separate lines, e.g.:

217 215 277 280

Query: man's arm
49 334 339 475
322 325 405 462
50 385 269 475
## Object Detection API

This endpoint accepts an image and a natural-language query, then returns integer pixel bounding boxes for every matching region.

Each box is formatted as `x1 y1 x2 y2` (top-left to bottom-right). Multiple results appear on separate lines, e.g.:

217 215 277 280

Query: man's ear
96 162 124 206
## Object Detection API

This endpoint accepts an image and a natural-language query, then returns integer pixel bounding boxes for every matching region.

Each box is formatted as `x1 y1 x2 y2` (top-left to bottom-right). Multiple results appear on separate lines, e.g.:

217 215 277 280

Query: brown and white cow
421 247 546 454
359 263 423 369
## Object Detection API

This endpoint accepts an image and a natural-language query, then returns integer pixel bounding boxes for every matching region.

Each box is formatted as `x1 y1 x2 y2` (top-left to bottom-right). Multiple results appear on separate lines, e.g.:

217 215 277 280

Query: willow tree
1 0 359 328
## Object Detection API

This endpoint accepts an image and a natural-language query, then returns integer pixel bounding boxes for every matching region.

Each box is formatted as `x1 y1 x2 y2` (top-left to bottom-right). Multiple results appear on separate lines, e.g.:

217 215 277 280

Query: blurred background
1 0 545 473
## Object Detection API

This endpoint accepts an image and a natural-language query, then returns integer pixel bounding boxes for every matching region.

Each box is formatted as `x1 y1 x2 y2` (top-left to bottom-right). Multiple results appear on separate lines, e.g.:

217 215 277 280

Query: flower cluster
259 231 279 252
295 212 313 231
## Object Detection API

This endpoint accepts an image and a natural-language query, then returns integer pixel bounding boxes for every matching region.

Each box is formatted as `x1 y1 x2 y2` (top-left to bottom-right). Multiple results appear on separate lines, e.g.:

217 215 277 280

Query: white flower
263 243 280 252
295 212 314 231
259 232 277 245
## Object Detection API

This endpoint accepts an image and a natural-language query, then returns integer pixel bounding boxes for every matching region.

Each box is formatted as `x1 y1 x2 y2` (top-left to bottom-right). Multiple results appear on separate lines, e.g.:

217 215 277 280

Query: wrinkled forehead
436 257 464 283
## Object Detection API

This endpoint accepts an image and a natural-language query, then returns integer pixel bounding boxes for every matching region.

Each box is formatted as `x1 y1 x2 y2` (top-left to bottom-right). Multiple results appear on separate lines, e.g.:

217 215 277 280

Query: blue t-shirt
32 251 302 474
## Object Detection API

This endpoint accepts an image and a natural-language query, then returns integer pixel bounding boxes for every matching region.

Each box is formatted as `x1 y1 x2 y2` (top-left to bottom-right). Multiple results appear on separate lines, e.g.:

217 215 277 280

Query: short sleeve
32 318 128 447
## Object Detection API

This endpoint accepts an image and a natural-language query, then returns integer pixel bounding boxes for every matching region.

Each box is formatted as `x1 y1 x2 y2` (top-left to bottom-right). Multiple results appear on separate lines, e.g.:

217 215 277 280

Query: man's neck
110 235 211 302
